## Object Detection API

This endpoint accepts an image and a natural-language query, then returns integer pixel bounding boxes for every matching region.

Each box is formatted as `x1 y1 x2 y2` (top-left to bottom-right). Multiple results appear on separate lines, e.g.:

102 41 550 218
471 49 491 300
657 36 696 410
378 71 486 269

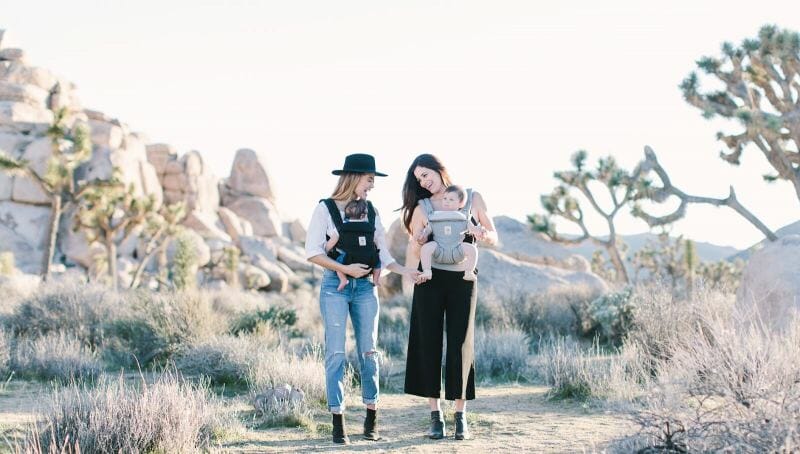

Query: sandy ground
0 381 633 453
219 385 632 453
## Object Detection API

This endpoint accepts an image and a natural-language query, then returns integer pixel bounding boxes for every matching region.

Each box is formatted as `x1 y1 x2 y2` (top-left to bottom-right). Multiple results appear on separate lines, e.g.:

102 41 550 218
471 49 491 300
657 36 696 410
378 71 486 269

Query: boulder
284 219 307 244
226 196 281 237
1 63 58 93
0 48 24 61
0 172 11 200
0 101 53 127
217 206 249 244
224 148 276 202
239 235 277 262
145 143 176 179
87 119 123 149
0 201 50 249
477 249 609 302
737 234 800 331
0 81 48 107
240 263 271 290
182 210 231 243
277 244 312 272
251 256 289 293
11 175 49 204
0 223 42 274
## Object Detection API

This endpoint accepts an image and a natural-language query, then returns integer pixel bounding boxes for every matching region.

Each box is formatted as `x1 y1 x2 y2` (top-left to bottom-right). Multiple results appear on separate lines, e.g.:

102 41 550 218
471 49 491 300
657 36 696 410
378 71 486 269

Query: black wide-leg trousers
404 268 477 401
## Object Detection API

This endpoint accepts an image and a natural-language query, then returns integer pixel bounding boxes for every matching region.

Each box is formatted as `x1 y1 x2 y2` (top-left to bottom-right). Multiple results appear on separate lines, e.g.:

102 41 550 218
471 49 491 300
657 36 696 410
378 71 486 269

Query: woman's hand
342 263 371 278
467 224 488 241
413 225 429 245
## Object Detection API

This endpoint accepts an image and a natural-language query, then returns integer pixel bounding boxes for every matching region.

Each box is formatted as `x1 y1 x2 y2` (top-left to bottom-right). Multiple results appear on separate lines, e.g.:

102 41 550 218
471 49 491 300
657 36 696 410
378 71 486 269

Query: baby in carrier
325 199 382 291
419 185 478 281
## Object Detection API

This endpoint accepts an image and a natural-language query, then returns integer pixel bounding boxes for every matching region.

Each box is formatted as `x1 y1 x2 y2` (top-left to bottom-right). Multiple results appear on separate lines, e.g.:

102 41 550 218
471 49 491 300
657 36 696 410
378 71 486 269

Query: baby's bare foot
463 272 477 281
337 280 348 291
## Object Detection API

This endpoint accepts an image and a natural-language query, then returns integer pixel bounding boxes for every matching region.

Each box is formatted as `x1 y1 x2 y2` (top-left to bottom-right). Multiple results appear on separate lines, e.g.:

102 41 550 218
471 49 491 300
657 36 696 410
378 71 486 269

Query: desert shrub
474 326 530 381
625 283 733 375
229 307 298 336
248 345 332 404
254 399 314 430
171 231 199 290
536 336 637 401
104 291 226 367
377 294 411 358
175 335 259 388
12 334 102 384
478 286 601 342
0 328 10 377
3 279 121 347
581 286 634 345
16 372 234 453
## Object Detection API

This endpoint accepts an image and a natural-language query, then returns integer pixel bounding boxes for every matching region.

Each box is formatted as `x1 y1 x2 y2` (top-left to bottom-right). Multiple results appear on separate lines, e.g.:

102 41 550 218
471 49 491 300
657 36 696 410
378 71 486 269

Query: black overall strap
321 199 345 232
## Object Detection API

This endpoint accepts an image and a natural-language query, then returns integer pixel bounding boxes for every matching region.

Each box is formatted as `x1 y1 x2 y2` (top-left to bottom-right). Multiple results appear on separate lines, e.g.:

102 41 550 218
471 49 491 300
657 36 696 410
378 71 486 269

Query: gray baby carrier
420 188 474 265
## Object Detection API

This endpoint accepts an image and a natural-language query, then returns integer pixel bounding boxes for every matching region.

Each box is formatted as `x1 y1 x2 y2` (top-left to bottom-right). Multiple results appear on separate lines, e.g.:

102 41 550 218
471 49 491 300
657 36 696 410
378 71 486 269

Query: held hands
467 224 488 241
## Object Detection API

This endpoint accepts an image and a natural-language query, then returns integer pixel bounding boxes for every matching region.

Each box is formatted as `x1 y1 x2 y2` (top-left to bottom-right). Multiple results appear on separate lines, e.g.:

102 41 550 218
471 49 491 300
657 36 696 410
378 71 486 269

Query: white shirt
304 201 396 268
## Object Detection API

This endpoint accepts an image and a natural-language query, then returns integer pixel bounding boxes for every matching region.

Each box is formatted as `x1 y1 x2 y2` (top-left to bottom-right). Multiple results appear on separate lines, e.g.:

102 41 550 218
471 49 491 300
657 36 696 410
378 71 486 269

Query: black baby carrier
322 199 381 268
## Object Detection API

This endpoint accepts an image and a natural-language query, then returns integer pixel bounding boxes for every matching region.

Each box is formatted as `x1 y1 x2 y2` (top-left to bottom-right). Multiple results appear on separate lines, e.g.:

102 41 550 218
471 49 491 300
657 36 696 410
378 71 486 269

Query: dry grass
1 279 122 348
11 333 102 384
14 372 237 453
475 326 530 381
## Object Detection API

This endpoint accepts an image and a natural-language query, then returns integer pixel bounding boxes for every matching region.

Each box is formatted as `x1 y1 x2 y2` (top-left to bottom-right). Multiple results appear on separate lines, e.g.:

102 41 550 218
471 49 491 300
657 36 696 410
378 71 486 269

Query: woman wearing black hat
400 153 498 441
305 153 421 445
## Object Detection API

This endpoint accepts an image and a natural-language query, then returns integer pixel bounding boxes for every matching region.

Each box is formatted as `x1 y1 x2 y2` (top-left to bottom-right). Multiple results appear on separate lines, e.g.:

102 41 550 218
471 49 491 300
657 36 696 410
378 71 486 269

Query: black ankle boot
363 408 381 440
428 410 446 439
332 413 350 444
454 411 471 440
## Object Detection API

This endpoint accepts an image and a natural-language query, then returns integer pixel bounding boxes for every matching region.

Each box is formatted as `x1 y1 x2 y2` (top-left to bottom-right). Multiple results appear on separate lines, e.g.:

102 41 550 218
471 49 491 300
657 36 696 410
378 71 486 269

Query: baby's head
442 185 467 211
344 199 368 220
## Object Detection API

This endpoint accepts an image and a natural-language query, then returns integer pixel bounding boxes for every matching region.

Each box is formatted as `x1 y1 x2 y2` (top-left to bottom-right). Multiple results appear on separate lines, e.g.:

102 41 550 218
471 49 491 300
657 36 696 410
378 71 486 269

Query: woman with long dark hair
400 153 498 440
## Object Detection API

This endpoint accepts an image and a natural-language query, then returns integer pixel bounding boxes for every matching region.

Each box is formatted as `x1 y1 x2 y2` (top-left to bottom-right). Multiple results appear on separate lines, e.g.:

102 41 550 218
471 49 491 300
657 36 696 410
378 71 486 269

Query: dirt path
221 385 633 453
0 381 632 453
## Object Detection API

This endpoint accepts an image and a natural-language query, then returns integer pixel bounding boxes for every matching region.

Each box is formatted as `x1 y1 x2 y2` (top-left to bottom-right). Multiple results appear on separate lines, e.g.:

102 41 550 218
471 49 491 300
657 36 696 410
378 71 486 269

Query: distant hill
566 232 741 263
728 220 800 261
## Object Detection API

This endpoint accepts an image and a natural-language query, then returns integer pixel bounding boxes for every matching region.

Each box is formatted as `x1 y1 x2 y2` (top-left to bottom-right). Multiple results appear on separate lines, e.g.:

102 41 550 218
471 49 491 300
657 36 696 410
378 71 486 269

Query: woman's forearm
308 254 346 273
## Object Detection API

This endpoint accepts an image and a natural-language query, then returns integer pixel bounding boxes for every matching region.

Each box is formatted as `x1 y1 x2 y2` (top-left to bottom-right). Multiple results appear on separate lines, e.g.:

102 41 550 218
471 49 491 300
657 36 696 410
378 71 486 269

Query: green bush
582 287 634 345
229 307 298 336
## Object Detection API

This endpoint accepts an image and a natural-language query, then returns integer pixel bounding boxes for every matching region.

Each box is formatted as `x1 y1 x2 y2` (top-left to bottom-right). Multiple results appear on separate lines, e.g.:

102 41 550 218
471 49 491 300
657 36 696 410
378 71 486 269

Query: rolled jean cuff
362 398 378 405
329 405 344 413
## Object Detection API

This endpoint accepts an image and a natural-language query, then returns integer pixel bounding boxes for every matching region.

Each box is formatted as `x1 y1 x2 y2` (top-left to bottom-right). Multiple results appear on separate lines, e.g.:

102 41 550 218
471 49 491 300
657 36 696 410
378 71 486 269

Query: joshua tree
683 238 697 295
129 201 187 289
74 177 156 290
528 150 649 283
171 231 198 290
632 146 776 241
0 108 91 279
681 25 800 206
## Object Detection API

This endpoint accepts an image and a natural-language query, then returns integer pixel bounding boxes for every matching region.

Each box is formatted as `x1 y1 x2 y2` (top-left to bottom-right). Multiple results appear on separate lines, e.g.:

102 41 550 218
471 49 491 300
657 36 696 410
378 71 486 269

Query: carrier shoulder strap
366 201 376 226
464 188 477 225
420 198 435 217
321 198 344 231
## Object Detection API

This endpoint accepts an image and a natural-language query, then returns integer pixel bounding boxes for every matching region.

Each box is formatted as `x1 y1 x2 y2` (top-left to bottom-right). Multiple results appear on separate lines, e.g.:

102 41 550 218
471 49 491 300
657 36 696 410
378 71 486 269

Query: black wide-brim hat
332 153 388 177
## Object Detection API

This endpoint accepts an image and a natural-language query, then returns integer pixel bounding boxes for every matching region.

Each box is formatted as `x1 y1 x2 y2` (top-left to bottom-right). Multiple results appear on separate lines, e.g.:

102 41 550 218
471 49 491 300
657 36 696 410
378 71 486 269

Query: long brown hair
330 173 366 201
400 154 452 231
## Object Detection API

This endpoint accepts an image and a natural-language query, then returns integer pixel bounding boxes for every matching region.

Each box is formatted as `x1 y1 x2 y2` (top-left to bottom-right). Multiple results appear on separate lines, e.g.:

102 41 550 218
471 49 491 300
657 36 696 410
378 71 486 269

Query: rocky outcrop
737 234 800 331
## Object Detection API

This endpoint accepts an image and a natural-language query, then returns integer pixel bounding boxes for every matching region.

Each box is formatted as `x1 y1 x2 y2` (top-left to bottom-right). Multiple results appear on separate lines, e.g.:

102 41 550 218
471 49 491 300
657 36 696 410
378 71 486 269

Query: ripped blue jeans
319 269 380 413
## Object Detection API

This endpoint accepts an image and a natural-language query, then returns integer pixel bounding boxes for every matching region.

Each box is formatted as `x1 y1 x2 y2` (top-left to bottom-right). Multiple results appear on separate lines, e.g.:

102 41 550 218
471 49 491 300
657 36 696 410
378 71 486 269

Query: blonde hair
330 173 367 201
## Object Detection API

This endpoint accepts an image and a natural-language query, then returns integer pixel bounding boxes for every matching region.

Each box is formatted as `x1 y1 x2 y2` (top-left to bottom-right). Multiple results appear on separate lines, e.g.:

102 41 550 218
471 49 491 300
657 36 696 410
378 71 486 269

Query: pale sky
5 1 800 249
